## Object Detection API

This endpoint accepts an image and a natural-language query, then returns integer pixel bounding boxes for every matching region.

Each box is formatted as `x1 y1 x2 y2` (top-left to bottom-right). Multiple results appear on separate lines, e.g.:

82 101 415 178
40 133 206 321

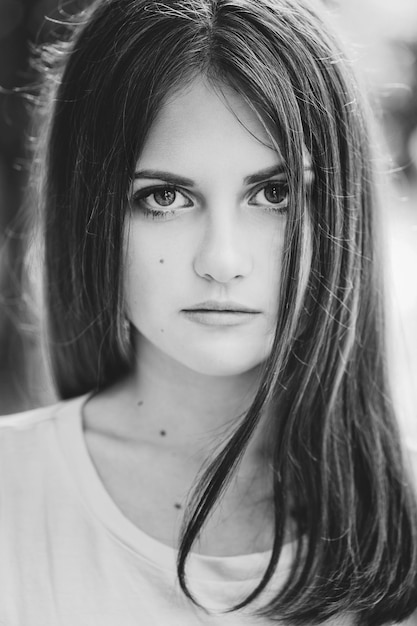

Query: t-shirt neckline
55 393 295 583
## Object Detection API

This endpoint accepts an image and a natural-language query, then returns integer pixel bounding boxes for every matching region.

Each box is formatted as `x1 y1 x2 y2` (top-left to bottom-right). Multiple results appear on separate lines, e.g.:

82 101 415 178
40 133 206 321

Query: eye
151 188 177 207
249 181 289 212
131 185 193 217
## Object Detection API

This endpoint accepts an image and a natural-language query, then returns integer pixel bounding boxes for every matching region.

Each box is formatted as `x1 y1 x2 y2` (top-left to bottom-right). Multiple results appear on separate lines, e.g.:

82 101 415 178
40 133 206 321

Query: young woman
1 0 416 624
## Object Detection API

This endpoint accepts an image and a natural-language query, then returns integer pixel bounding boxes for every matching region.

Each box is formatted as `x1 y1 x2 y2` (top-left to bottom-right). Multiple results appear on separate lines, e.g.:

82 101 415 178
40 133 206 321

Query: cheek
124 229 156 316
125 253 163 316
261 229 285 301
123 227 185 320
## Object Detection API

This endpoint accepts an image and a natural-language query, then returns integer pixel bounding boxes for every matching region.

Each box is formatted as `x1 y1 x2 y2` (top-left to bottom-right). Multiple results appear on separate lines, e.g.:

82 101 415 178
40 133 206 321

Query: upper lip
182 301 261 313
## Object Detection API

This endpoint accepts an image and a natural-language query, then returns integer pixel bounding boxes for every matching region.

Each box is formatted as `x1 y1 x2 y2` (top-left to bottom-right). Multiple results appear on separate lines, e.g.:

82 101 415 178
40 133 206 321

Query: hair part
35 0 417 624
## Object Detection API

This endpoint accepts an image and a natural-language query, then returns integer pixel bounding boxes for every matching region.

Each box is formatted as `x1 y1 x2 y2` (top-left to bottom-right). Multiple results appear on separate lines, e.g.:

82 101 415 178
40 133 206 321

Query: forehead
137 77 283 175
137 77 312 178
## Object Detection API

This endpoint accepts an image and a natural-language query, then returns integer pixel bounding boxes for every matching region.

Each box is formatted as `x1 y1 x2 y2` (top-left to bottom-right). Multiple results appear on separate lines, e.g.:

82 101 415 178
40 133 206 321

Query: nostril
193 230 253 284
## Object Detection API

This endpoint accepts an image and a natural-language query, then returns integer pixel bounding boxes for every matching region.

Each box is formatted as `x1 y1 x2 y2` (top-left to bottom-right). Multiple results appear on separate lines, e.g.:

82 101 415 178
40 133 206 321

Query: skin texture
82 78 299 555
124 77 287 378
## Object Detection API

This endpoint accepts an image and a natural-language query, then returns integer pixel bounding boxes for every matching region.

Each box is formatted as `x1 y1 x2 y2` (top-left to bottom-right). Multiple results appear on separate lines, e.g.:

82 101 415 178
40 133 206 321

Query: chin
178 350 267 378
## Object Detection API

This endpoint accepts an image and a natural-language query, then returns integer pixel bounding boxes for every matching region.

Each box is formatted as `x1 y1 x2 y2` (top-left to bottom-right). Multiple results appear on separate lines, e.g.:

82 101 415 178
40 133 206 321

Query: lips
181 301 261 327
182 300 261 314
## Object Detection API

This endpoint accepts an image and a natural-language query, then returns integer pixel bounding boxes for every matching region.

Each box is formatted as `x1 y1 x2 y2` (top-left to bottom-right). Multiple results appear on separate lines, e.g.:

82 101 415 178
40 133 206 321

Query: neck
87 332 273 471
123 332 264 447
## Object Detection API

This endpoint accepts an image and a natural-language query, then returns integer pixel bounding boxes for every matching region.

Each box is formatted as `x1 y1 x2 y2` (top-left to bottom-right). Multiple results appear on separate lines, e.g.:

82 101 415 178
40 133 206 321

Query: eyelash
249 181 289 213
130 181 290 220
131 186 189 220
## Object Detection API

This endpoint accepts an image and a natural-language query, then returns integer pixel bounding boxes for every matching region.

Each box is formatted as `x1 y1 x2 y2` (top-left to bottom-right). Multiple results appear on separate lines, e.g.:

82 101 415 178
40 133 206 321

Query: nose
193 208 253 284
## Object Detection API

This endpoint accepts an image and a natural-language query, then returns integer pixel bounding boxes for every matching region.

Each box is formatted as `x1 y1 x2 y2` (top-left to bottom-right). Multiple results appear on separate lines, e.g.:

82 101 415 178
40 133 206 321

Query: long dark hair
35 0 417 623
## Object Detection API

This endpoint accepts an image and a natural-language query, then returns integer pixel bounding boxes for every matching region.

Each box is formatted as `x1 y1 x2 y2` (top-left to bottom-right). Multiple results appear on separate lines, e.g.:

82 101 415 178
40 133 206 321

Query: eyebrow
134 170 196 187
244 164 286 185
134 165 312 186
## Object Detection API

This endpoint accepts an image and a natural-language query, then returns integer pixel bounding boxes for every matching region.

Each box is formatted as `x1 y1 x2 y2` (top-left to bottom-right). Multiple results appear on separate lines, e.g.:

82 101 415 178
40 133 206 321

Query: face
124 77 289 377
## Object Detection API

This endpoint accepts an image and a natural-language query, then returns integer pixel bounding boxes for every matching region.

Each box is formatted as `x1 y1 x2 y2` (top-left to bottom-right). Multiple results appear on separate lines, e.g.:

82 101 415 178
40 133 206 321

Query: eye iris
265 184 286 204
154 189 176 206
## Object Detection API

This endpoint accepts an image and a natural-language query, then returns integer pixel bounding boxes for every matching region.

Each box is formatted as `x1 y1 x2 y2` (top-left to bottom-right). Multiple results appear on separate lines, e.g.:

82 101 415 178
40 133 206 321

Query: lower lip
181 310 260 326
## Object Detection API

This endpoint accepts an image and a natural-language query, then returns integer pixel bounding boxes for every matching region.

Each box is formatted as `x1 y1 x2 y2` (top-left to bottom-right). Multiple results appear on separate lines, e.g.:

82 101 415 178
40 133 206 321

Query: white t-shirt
0 394 415 626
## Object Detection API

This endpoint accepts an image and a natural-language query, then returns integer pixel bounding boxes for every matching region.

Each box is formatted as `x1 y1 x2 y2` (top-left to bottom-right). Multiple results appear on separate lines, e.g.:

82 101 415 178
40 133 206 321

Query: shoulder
404 438 417 461
0 395 91 497
0 394 89 452
403 438 417 490
0 392 92 428
0 403 61 431
0 401 65 448
0 404 62 460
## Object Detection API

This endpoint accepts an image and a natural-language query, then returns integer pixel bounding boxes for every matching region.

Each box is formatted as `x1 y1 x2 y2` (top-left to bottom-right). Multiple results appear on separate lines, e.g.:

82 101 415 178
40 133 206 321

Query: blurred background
0 0 416 444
